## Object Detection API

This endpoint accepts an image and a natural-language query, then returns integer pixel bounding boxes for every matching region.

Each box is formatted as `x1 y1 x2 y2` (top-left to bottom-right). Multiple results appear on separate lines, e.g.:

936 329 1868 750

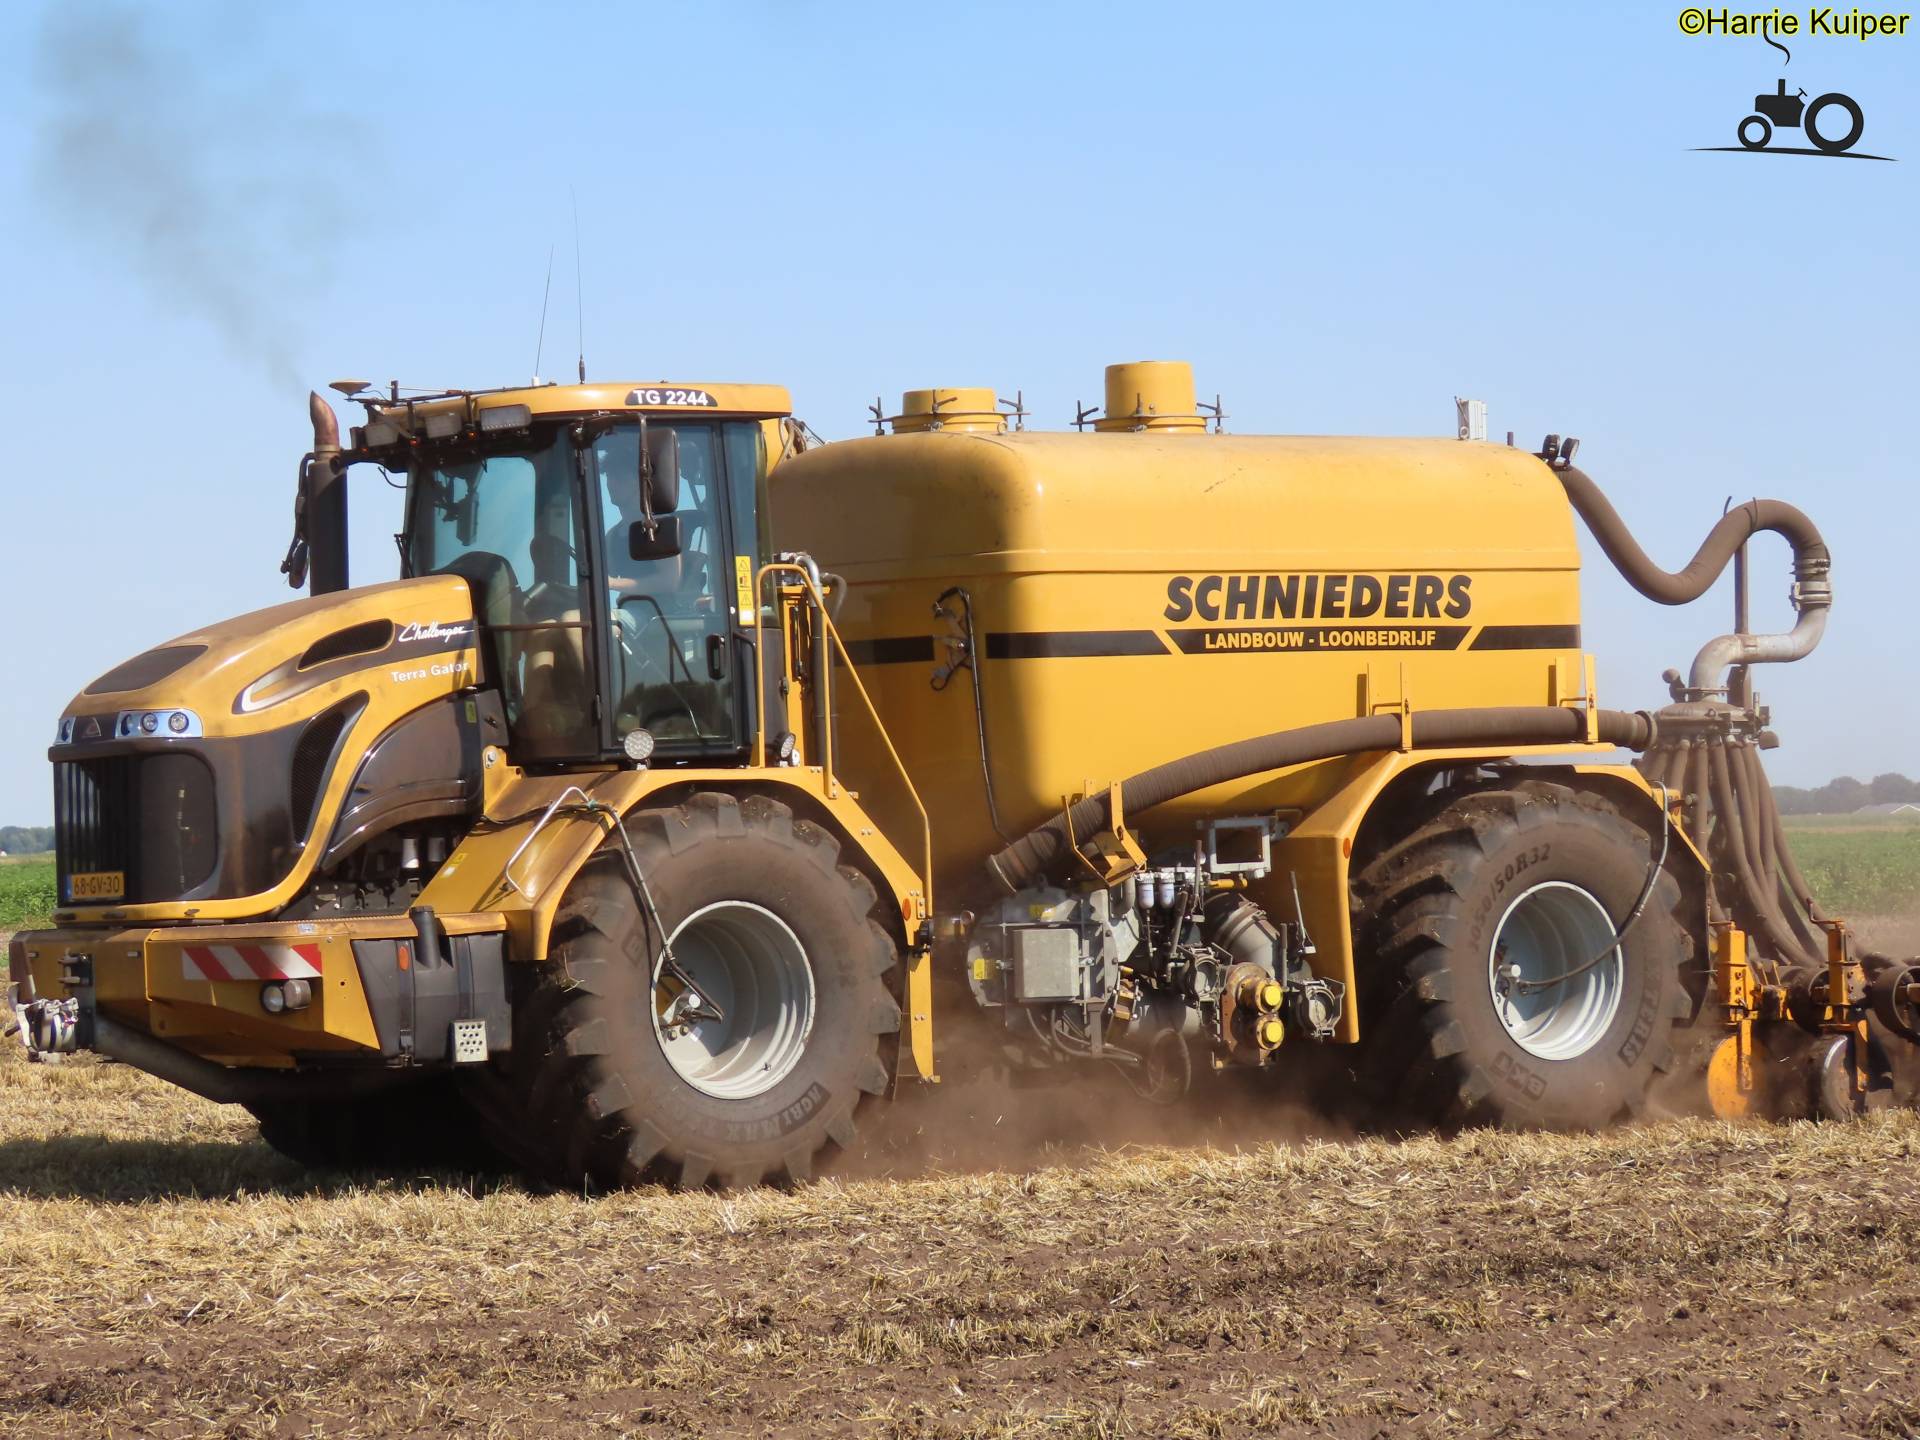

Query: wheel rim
1487 880 1624 1061
652 901 815 1100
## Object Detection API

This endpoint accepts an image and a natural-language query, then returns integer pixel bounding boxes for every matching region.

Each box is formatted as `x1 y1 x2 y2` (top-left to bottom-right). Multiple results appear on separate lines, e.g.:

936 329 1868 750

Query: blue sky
0 1 1913 821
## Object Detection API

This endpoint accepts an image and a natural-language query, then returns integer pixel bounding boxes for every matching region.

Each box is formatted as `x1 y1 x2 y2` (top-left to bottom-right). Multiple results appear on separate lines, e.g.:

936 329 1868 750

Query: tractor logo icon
1698 78 1892 161
1742 80 1861 152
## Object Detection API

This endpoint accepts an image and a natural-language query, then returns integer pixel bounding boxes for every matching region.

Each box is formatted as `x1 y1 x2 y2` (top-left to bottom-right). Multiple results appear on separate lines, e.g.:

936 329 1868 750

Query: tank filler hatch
1086 361 1218 433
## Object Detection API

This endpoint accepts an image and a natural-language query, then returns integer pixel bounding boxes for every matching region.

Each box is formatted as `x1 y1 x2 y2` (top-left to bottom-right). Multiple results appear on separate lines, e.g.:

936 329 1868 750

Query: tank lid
890 387 1006 434
1092 361 1209 434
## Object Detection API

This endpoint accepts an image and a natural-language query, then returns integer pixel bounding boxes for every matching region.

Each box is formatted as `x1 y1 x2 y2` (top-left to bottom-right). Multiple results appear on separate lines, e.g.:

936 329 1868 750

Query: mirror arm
636 414 659 539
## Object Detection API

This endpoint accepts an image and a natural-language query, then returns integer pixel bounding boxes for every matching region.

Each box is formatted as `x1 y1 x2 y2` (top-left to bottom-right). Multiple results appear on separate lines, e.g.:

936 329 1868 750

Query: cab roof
361 381 790 426
347 381 793 454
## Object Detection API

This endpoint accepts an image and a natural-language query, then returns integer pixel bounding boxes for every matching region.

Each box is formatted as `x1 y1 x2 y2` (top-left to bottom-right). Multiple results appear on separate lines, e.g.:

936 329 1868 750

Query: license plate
68 871 125 902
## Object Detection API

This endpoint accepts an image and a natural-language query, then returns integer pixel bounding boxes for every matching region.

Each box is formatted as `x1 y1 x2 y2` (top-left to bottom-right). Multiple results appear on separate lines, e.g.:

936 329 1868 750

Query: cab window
405 430 596 760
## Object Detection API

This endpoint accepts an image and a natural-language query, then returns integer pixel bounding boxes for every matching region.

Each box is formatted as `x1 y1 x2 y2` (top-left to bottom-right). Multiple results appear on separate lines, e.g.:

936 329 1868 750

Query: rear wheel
1352 778 1692 1130
1804 92 1864 154
470 791 900 1189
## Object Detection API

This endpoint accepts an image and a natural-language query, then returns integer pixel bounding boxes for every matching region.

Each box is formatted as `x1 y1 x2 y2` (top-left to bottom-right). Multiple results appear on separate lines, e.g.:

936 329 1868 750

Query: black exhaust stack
306 390 349 595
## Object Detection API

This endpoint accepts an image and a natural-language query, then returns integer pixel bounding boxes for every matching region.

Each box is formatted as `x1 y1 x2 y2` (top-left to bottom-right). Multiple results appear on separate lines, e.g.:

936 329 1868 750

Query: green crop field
0 855 55 933
0 820 1913 937
1781 815 1920 917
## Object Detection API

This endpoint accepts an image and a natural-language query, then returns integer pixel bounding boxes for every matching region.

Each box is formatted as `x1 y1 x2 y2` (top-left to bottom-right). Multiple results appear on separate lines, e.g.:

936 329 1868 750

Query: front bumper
8 913 509 1070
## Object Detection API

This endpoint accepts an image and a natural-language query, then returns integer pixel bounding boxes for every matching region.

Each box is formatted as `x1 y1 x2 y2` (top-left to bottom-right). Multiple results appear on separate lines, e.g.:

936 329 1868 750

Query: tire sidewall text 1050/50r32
1354 779 1691 1130
468 791 900 1190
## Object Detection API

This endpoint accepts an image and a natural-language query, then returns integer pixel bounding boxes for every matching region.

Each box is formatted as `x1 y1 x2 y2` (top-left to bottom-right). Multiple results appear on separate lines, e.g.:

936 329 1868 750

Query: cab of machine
343 382 797 771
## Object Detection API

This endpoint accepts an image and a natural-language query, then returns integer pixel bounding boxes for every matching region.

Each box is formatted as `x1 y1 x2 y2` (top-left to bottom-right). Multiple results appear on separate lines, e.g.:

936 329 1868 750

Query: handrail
752 561 934 923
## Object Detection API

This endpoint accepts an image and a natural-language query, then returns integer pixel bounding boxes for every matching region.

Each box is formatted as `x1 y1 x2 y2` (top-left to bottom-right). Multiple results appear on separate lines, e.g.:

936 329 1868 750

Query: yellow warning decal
735 554 755 624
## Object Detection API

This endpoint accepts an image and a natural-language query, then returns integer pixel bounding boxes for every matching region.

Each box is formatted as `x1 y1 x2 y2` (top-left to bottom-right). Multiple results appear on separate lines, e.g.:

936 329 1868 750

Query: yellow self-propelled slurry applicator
8 362 1909 1189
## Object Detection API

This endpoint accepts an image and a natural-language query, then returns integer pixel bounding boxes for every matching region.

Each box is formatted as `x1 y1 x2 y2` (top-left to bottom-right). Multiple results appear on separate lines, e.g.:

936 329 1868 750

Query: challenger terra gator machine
11 361 1918 1188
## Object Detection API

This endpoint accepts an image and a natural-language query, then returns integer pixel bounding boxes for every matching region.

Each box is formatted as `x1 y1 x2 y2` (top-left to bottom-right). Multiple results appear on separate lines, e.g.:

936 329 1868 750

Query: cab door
588 420 763 761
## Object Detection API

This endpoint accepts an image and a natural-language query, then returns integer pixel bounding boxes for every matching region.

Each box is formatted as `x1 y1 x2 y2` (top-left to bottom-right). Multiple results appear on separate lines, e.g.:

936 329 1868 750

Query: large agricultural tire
470 791 901 1190
1351 778 1691 1130
247 1077 498 1172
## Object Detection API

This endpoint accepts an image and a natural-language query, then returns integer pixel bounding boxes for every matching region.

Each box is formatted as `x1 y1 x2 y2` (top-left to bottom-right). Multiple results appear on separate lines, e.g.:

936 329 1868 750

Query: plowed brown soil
5 1033 1920 1439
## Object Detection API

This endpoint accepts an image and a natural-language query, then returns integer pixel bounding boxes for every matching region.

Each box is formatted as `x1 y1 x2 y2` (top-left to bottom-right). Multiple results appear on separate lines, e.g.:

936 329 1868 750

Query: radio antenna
572 186 586 383
531 242 554 384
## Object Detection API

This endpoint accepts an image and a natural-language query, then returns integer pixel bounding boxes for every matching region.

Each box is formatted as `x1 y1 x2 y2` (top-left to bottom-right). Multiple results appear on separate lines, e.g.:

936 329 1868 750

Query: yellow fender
1270 745 1707 1044
410 762 935 1080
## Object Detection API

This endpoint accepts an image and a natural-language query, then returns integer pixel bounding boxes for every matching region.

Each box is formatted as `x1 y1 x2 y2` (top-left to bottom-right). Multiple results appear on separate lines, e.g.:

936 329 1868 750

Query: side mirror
629 513 683 561
644 428 680 514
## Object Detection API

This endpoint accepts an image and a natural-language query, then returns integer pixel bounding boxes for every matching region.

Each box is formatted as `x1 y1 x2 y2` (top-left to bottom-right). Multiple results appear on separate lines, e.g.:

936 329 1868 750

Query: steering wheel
611 603 643 663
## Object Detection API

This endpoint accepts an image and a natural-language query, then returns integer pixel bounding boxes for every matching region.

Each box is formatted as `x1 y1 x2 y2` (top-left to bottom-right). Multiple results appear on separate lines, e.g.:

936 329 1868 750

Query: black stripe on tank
985 631 1171 659
1468 625 1583 651
841 636 936 665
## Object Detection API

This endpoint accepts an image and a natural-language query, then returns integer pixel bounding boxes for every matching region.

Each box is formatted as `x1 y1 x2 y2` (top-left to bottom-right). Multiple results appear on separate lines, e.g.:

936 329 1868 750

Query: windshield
403 427 597 759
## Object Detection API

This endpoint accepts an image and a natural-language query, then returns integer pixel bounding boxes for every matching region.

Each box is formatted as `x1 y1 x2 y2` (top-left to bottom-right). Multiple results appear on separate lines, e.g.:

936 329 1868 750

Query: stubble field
2 828 1918 1437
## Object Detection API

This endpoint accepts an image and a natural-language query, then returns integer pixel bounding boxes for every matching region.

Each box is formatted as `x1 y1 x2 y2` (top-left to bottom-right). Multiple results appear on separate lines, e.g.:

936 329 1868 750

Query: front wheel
1738 113 1772 149
1353 778 1693 1130
248 1077 497 1172
469 792 901 1189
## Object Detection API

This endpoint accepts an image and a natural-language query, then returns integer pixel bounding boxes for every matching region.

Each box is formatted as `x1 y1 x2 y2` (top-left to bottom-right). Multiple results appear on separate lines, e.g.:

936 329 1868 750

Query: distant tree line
1772 773 1920 816
0 825 53 854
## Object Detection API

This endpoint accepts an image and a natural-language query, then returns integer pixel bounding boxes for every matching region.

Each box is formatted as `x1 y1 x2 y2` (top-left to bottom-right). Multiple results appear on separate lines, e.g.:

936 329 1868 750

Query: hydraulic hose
1737 740 1826 958
1644 724 1908 981
1554 465 1831 694
1704 739 1822 972
986 706 1656 892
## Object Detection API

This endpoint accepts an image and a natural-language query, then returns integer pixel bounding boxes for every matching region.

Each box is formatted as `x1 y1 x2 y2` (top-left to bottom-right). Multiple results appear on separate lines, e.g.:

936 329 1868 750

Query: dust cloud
31 5 355 388
837 1053 1355 1182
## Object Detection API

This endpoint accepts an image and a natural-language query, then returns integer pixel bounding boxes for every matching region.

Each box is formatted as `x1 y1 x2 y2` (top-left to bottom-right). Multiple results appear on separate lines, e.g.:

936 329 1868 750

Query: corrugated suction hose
986 707 1656 892
1555 465 1831 692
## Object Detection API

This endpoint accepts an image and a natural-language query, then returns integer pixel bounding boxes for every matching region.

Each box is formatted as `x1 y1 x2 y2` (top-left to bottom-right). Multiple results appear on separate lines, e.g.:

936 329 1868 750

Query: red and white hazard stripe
181 943 324 983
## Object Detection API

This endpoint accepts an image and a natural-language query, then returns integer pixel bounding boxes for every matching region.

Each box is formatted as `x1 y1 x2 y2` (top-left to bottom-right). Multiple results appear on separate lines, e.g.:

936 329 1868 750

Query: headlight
478 403 533 433
260 979 313 1014
114 708 202 739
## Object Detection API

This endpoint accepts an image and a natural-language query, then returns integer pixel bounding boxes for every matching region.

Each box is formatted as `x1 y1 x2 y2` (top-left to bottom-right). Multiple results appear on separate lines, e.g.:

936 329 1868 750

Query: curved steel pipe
1688 606 1828 695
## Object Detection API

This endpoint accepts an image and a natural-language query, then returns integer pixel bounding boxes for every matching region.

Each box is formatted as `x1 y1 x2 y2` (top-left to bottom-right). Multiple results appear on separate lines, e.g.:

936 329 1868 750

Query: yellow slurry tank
771 362 1586 887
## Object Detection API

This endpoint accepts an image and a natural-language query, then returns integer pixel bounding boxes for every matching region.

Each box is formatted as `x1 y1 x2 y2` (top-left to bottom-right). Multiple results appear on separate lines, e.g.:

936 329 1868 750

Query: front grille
55 753 218 905
55 758 133 898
